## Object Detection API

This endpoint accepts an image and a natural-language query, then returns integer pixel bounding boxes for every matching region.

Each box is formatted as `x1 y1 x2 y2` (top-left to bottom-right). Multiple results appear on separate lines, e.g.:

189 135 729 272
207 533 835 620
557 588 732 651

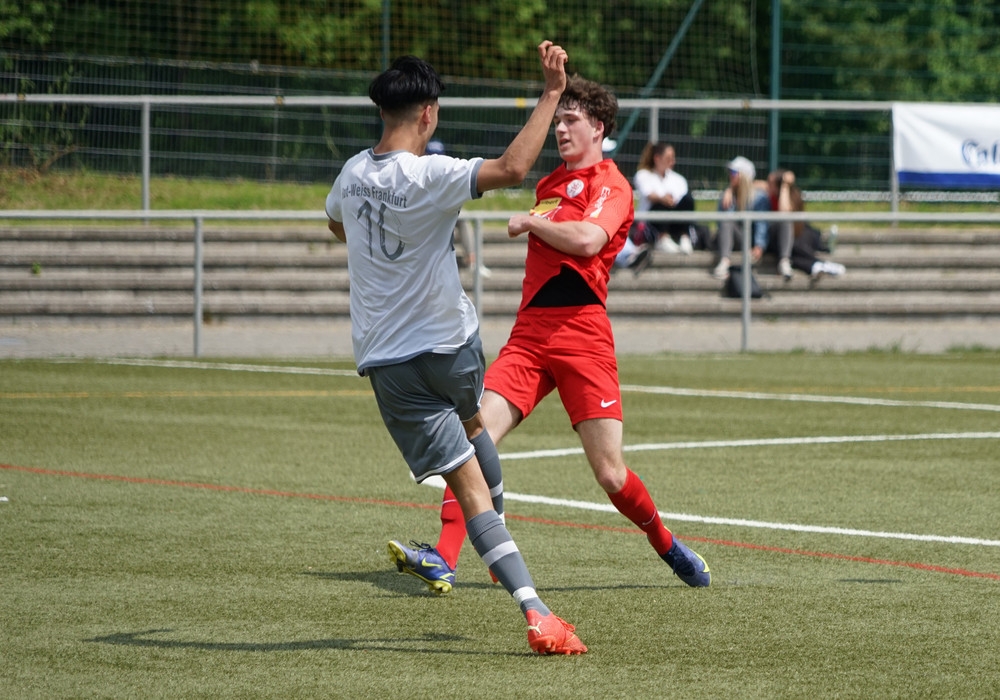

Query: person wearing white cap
712 156 770 280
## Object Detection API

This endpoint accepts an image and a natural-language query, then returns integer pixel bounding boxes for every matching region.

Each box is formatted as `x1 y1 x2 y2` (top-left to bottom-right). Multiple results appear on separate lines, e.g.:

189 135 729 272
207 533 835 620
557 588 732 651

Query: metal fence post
193 217 204 358
890 109 900 226
741 213 752 352
142 100 151 218
769 0 782 174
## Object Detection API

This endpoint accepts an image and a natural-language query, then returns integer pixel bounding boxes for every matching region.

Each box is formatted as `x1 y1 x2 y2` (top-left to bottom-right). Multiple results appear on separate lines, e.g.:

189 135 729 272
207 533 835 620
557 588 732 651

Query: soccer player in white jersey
325 41 585 655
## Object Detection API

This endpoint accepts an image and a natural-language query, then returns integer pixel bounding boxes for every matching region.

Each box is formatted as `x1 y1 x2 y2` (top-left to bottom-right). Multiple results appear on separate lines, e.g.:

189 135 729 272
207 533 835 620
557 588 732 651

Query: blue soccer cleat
387 540 456 595
661 538 711 587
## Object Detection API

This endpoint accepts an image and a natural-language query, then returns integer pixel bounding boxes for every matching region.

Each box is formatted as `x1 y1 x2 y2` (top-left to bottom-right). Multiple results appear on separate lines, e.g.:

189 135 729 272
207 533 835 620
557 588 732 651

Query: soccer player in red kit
388 75 711 593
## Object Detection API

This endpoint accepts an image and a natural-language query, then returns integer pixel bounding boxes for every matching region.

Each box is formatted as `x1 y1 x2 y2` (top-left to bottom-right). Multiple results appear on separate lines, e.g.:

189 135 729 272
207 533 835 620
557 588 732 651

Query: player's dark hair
368 55 445 116
559 75 618 137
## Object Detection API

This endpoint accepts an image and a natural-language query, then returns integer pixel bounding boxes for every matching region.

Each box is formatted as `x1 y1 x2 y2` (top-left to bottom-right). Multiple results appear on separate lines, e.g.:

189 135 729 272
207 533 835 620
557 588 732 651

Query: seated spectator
426 139 491 277
712 156 770 280
612 227 653 276
633 142 698 254
766 169 845 281
762 169 796 279
795 230 846 282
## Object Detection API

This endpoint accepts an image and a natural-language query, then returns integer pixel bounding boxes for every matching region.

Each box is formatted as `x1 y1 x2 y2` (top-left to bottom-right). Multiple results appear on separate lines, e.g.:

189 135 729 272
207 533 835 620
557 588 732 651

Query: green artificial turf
2 353 998 698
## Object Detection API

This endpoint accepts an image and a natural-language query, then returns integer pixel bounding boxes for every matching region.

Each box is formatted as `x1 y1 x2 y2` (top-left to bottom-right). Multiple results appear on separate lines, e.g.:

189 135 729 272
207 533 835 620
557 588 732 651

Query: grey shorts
367 333 484 483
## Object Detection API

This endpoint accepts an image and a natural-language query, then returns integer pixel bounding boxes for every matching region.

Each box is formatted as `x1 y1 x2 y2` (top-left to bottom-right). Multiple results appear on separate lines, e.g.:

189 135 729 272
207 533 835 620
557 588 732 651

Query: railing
4 209 1000 356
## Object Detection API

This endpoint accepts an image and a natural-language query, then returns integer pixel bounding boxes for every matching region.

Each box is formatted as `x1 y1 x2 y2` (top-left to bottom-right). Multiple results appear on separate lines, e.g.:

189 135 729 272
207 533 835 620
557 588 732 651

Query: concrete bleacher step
0 269 351 292
0 292 351 316
6 289 994 318
2 224 999 320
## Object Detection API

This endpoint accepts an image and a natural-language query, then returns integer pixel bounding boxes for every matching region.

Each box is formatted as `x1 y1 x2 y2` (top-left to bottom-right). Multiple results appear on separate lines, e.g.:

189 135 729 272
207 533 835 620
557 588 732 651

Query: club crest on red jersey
566 179 584 198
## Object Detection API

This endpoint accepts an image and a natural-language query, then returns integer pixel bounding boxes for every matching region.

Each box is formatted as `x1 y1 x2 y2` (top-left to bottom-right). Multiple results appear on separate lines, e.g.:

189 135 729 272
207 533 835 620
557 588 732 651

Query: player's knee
591 462 627 493
462 411 485 439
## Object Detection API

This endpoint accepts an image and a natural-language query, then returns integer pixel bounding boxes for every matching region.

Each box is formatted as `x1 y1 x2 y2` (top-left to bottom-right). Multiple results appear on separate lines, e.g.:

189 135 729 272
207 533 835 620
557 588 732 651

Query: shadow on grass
304 569 674 593
85 629 530 656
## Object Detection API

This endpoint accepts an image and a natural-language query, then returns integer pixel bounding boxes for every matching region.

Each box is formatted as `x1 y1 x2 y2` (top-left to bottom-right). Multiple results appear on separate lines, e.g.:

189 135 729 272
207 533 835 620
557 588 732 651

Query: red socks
607 468 674 555
435 485 467 569
437 469 672 567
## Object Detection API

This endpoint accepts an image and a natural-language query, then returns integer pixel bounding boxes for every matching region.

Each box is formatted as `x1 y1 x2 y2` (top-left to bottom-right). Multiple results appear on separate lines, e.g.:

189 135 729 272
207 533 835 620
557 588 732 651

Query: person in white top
325 41 586 655
633 142 697 254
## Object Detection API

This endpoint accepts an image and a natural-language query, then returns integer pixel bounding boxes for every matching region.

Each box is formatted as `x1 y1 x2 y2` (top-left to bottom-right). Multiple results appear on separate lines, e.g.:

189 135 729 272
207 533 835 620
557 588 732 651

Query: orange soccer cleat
526 610 588 655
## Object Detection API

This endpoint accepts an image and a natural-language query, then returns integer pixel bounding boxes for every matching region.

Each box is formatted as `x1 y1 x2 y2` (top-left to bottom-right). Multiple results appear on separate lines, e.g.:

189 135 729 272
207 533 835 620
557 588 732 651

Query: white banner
892 103 1000 188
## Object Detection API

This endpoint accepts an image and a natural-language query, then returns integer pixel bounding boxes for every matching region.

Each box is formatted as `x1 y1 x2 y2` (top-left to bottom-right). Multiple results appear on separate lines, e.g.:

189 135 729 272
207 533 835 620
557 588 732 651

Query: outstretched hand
537 40 568 94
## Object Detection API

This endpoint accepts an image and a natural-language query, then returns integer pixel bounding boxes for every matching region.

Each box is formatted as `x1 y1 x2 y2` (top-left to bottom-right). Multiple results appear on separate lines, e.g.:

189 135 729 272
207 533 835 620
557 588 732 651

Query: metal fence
5 208 1000 357
6 93 1000 211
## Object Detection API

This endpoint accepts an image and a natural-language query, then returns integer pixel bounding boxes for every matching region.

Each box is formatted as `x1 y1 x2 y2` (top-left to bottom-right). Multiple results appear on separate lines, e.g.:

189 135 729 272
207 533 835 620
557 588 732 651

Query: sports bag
723 265 764 299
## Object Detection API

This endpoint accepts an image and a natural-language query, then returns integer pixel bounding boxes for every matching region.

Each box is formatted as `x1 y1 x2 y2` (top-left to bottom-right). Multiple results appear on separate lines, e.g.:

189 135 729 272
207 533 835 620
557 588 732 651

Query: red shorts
485 305 622 425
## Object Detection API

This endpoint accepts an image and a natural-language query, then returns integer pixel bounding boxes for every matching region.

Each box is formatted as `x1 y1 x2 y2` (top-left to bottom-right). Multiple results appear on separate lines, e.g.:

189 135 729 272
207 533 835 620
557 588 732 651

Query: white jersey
326 149 483 374
633 168 689 212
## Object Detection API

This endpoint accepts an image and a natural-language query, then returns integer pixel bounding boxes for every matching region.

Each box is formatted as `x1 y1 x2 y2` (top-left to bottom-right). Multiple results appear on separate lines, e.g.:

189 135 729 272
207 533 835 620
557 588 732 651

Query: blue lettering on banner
961 140 1000 169
902 138 1000 186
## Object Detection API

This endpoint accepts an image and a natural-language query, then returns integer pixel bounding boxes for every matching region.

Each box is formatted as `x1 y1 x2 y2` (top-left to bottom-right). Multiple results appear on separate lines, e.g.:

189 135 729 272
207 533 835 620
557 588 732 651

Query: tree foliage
782 0 1000 101
2 0 996 102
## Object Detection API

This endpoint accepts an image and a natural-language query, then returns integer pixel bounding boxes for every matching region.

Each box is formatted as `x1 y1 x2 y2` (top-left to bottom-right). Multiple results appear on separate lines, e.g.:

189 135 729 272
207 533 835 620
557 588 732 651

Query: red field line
0 463 439 512
3 462 997 581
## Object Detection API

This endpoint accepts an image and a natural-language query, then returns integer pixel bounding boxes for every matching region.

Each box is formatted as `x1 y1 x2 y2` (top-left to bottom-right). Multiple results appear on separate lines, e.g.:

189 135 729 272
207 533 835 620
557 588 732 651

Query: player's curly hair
558 75 618 136
369 55 445 117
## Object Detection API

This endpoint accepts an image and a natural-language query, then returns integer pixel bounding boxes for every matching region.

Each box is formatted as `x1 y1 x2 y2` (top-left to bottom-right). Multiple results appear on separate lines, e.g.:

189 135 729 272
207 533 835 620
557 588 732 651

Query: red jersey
519 159 634 311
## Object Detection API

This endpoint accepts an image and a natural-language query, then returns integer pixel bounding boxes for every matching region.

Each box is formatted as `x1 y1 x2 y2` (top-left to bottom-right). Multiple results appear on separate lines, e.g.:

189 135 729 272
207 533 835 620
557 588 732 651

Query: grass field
0 169 536 213
2 352 999 698
3 167 997 217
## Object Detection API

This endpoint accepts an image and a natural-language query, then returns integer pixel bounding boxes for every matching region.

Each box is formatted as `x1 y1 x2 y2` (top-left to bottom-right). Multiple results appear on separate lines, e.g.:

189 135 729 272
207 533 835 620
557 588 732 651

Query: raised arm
475 41 568 193
777 170 797 212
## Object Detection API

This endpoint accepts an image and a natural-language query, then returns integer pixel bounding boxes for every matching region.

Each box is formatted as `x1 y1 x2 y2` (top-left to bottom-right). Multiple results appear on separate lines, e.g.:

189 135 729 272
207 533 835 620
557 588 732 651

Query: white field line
621 383 1000 413
67 359 1000 547
60 357 360 377
503 431 1000 460
425 428 1000 549
417 473 1000 548
505 492 1000 548
73 360 1000 413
